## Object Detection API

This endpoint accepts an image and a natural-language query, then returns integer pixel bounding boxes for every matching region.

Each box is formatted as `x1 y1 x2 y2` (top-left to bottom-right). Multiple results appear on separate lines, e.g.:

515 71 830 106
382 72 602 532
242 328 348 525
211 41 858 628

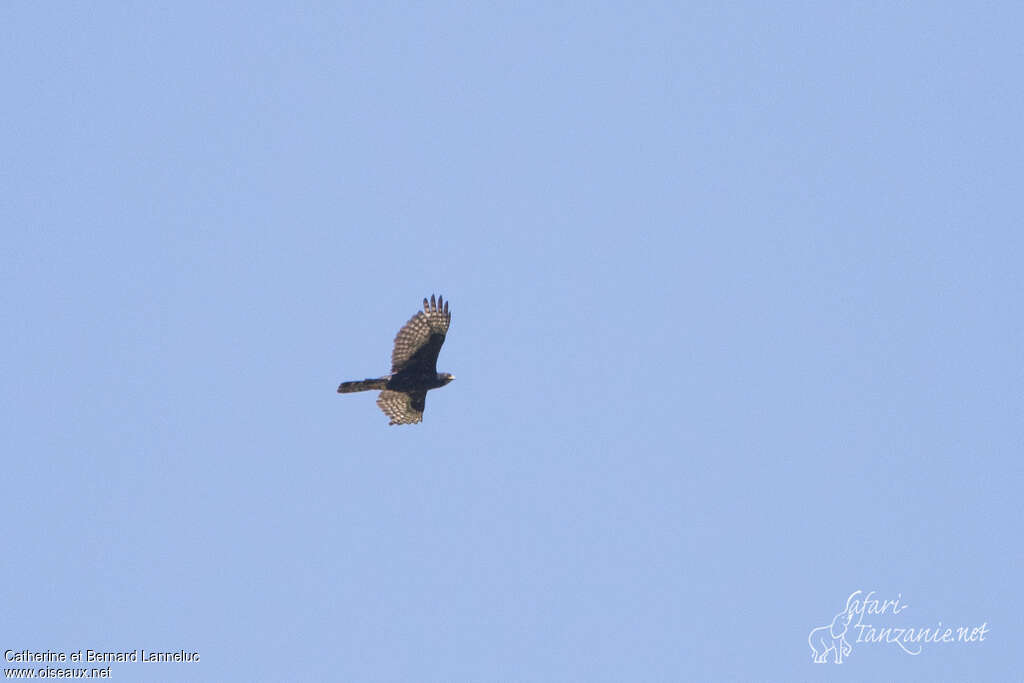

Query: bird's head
438 372 455 386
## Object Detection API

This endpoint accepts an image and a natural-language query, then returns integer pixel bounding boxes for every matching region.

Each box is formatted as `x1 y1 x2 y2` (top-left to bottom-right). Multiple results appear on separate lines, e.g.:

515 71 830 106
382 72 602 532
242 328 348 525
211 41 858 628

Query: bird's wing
376 390 427 425
390 294 451 374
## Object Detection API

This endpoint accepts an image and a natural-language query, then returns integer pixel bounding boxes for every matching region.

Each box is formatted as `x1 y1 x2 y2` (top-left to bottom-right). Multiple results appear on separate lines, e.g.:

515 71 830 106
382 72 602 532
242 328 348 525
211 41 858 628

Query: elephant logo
808 599 857 663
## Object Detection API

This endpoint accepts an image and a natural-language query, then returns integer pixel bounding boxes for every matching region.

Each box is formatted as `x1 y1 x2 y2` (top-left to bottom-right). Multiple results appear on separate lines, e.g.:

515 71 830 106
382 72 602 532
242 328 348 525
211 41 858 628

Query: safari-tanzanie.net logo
808 590 989 664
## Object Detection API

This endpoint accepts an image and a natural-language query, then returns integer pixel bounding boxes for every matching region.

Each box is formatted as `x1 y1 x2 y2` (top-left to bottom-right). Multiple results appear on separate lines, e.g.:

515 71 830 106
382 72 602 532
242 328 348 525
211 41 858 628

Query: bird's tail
337 377 388 393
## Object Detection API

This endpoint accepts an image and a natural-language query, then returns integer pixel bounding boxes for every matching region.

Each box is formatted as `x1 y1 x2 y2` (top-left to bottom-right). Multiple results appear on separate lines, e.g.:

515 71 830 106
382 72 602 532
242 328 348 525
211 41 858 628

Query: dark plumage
337 295 454 425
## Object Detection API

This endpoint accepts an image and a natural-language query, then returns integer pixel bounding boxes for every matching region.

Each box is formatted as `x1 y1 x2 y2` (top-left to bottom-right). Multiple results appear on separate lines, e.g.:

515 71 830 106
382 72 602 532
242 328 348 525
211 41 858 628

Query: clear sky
3 3 1021 681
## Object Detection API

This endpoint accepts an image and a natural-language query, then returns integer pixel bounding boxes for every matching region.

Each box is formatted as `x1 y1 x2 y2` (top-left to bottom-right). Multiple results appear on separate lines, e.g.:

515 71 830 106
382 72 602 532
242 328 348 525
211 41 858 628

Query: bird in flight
337 294 454 425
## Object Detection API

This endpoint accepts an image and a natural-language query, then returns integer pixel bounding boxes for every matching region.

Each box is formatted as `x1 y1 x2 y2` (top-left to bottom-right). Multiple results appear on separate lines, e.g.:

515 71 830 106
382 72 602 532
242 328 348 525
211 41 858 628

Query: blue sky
3 2 1021 681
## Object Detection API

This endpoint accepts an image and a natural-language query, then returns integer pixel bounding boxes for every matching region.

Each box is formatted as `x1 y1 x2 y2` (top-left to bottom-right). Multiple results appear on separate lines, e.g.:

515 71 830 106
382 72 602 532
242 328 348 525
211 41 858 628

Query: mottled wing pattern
376 389 427 425
390 294 451 374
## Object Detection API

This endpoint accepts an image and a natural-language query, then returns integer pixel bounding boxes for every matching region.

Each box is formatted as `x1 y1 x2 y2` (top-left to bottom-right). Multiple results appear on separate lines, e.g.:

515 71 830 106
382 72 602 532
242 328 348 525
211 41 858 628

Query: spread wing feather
376 389 427 425
390 294 451 374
